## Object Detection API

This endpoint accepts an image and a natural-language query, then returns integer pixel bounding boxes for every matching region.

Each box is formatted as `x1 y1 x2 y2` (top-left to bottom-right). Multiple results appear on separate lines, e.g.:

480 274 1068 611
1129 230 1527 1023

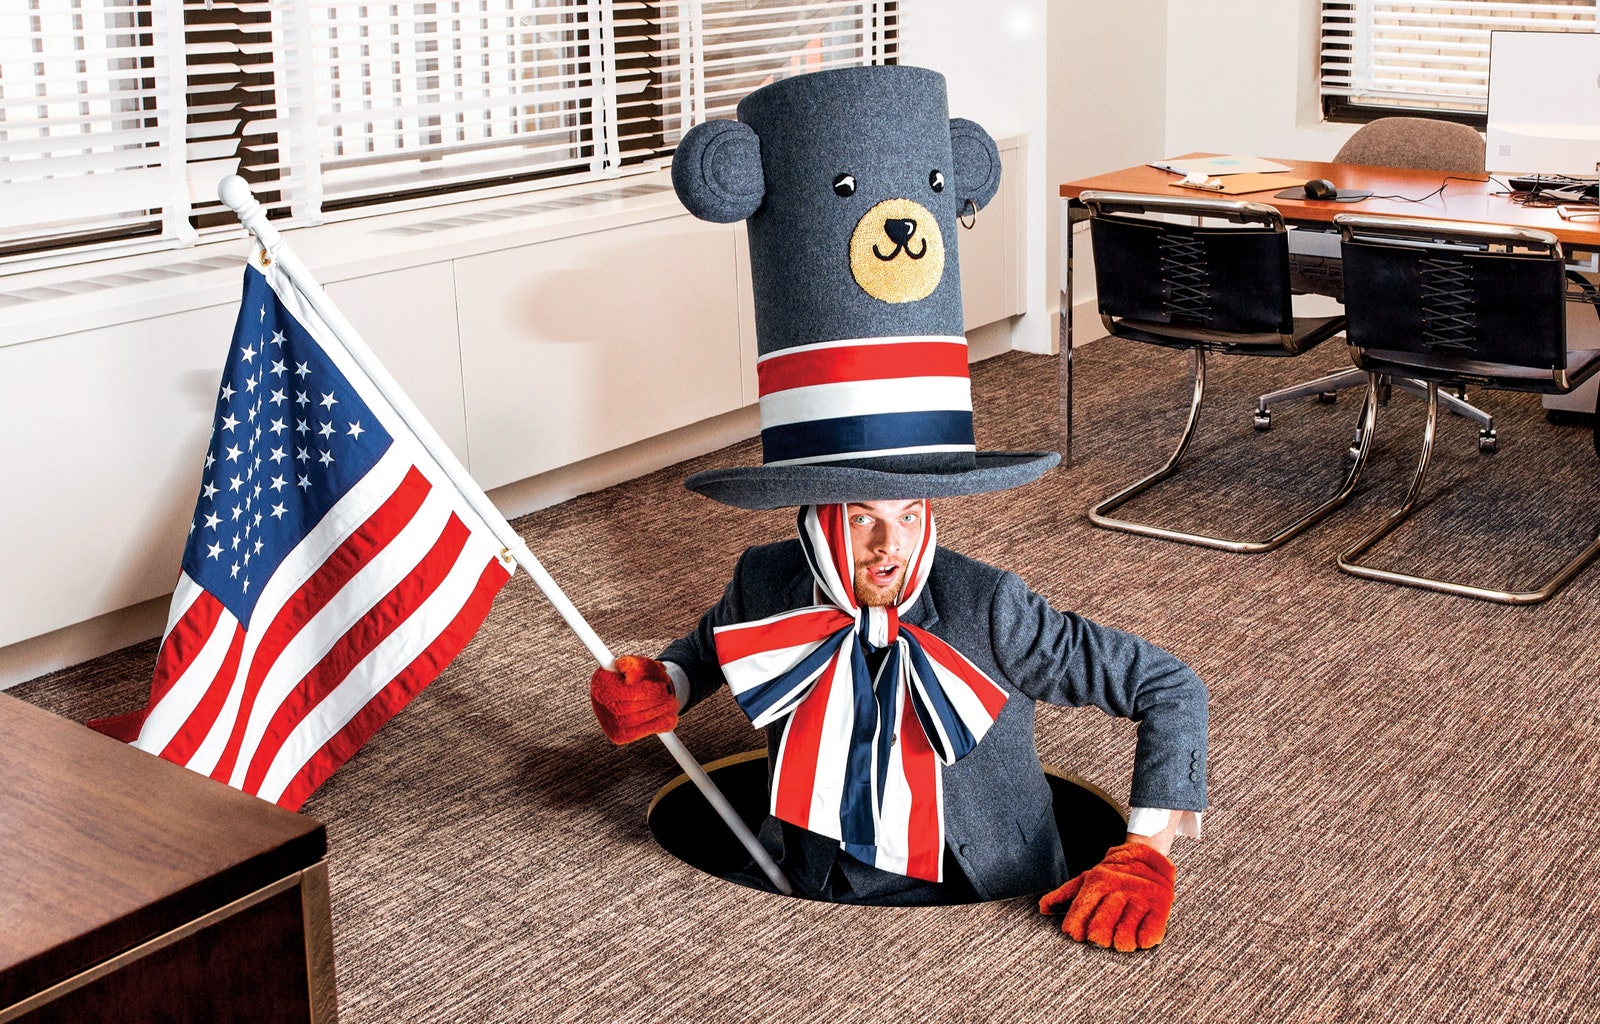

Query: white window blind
0 0 896 265
1320 1 1597 114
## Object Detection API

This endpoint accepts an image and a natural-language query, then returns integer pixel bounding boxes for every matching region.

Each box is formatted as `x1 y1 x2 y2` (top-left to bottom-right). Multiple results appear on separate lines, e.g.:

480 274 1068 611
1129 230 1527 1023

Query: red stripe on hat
758 341 968 396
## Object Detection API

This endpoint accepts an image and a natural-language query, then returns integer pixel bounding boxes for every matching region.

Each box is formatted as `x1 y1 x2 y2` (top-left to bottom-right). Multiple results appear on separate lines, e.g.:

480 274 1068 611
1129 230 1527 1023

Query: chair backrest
1336 214 1567 379
1333 117 1487 174
1083 192 1294 339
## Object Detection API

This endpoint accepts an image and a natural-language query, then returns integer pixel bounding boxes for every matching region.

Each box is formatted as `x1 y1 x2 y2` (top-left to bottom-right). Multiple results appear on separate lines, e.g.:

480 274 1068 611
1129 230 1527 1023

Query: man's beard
853 563 905 607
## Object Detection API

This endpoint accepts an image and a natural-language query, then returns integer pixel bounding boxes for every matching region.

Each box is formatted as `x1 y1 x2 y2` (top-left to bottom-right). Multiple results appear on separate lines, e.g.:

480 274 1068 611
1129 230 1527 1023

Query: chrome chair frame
1259 116 1494 446
1082 190 1377 554
1332 214 1600 604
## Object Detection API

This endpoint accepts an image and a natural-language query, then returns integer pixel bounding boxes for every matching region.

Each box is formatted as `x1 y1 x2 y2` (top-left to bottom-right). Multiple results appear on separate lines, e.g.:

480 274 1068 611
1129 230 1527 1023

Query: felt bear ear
672 119 766 223
949 117 1001 213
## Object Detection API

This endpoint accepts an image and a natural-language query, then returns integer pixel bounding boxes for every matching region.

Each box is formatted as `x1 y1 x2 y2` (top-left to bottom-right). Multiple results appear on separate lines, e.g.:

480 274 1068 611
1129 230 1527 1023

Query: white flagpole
218 176 791 896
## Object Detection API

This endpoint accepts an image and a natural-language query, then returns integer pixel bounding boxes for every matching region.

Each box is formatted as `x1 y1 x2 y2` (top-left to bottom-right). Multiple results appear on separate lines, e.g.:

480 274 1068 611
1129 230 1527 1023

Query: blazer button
1189 770 1200 782
957 843 971 857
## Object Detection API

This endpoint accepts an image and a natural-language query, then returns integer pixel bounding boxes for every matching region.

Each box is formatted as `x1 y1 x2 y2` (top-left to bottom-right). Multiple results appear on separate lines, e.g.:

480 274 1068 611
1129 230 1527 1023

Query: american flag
92 259 513 809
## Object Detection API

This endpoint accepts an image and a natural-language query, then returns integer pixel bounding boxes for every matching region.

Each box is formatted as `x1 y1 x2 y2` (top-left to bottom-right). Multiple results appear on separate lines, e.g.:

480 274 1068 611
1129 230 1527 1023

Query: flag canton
182 268 391 627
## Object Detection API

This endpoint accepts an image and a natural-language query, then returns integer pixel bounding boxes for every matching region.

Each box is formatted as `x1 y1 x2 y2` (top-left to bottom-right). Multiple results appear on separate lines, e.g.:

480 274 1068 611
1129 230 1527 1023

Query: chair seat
1112 314 1346 356
1356 347 1600 394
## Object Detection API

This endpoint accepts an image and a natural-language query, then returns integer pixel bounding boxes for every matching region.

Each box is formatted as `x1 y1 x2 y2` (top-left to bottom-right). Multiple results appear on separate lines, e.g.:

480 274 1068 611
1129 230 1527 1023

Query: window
0 0 897 266
1319 1 1596 124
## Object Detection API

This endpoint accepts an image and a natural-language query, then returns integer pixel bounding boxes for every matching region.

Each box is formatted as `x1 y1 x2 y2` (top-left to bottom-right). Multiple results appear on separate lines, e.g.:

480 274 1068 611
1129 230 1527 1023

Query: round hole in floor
646 749 1127 902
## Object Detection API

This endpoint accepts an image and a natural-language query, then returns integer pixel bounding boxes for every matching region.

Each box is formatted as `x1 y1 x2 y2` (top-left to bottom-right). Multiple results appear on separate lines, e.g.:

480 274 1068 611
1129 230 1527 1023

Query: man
590 64 1208 951
592 496 1207 950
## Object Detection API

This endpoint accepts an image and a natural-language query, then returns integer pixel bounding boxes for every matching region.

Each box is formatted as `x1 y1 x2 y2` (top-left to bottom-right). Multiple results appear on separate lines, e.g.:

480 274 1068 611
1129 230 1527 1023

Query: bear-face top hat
671 64 1058 511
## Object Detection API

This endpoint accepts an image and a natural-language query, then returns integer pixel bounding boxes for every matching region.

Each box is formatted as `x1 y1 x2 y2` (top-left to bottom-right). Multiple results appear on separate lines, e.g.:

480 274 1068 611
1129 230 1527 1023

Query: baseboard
0 597 168 691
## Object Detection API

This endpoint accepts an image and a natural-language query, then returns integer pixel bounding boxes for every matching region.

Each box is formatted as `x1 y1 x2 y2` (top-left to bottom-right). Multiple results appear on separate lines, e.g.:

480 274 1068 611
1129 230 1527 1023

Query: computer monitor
1485 30 1600 179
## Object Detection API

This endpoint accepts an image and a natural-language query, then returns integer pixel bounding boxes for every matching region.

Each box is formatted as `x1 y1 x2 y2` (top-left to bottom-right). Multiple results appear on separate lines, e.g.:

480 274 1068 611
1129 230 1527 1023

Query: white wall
901 1 1052 352
903 1 1172 356
1165 0 1357 161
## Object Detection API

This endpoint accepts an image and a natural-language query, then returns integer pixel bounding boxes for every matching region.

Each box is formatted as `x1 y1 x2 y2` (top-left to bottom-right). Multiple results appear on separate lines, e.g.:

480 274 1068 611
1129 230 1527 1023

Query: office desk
1056 156 1600 456
0 693 337 1023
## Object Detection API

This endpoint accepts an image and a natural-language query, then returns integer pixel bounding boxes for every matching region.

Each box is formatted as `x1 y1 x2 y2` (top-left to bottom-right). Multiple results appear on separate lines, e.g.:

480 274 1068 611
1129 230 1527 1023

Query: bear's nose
884 218 917 246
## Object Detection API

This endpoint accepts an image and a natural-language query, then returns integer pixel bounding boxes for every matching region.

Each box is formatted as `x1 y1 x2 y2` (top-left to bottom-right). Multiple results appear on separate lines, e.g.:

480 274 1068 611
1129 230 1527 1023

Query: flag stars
269 474 286 492
297 446 310 463
241 578 251 594
206 541 222 560
295 391 310 408
231 562 241 578
221 413 240 432
319 449 335 466
296 418 309 436
347 421 365 441
241 343 257 364
245 374 259 394
269 388 286 405
297 474 312 491
220 382 236 402
269 447 286 464
253 483 262 500
319 392 338 411
205 452 216 469
204 511 221 530
269 418 286 435
270 359 286 375
225 444 243 463
229 474 244 492
253 538 264 555
270 502 287 519
271 330 285 346
231 505 244 521
318 421 335 439
247 406 258 424
202 481 219 500
295 361 311 379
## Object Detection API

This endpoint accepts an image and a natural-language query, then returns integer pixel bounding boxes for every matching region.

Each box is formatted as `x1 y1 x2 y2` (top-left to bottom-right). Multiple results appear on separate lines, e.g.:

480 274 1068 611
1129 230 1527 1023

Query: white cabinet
454 217 745 489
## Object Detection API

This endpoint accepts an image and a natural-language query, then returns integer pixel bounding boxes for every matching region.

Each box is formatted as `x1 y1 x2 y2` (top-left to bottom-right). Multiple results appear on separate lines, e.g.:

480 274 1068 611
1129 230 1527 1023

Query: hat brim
684 451 1060 510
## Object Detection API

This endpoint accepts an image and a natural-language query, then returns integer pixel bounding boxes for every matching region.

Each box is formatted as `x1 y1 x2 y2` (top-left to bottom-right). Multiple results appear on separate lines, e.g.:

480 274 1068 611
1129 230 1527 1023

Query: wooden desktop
0 693 337 1023
1056 156 1600 453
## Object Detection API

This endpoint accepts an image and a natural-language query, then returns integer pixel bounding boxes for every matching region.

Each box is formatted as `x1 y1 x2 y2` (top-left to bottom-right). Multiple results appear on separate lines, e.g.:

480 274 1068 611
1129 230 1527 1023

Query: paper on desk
1151 155 1292 176
1173 173 1307 195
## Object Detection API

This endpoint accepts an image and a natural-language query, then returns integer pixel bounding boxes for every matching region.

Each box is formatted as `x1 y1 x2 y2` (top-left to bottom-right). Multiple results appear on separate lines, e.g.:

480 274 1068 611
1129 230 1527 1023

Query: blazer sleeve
657 546 768 711
985 570 1209 812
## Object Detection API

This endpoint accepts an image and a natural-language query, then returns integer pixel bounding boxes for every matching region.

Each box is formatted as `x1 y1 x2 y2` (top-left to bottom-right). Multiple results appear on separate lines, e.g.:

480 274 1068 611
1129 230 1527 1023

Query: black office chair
1081 190 1377 553
1334 213 1600 604
1257 117 1495 447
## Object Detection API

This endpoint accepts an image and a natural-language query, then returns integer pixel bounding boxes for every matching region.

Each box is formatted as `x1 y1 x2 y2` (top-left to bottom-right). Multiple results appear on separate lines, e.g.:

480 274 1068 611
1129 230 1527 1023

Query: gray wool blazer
660 540 1209 901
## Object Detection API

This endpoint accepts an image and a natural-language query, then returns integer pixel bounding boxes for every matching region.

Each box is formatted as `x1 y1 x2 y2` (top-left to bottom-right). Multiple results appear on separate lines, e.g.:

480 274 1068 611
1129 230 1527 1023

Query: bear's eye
929 169 945 193
832 173 856 198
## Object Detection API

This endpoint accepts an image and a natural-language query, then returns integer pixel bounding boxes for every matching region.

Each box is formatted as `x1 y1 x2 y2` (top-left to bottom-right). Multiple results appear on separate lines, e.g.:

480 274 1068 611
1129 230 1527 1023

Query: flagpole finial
218 175 282 257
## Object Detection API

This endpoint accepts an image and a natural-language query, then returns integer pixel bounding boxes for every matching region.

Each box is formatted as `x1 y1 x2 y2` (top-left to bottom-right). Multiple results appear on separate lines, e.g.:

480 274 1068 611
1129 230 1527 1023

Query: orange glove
590 655 678 744
1038 841 1176 952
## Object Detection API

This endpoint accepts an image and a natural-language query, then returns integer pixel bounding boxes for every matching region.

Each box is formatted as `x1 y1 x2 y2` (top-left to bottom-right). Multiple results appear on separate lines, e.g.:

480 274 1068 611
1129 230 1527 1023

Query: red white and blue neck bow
713 503 1009 882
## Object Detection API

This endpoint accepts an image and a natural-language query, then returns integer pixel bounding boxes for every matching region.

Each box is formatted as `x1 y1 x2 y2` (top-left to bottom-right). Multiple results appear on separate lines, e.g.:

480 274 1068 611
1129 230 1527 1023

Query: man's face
846 499 926 607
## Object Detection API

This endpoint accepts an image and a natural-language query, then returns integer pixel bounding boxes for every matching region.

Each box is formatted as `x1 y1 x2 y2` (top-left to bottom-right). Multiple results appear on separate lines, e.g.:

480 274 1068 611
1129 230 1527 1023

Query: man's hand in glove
1038 840 1176 952
590 655 678 744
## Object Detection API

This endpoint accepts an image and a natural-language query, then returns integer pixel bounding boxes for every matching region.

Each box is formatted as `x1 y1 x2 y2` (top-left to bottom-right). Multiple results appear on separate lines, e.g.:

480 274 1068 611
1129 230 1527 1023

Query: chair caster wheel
1253 409 1272 431
1316 391 1338 404
1478 429 1497 453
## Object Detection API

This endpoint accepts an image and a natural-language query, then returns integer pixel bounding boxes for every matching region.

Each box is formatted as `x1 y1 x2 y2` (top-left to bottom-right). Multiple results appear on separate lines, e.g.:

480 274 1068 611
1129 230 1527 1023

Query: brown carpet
14 340 1600 1023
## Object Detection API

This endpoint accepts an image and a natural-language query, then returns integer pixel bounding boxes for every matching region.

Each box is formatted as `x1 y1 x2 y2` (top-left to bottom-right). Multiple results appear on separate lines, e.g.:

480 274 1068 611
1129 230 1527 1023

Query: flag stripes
91 261 513 808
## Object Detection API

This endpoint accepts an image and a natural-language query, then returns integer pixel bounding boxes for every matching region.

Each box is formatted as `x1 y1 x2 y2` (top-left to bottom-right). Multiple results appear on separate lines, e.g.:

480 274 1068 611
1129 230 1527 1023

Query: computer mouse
1304 179 1339 200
